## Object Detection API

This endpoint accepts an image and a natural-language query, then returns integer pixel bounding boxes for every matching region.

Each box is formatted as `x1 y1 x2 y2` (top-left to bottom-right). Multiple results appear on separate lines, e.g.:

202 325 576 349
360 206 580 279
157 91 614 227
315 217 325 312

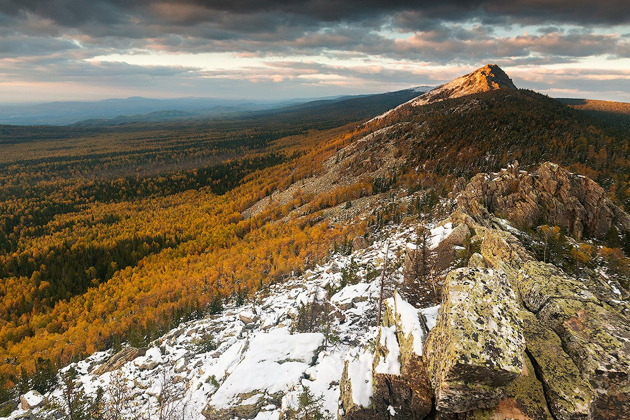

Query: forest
1 88 630 400
0 107 376 394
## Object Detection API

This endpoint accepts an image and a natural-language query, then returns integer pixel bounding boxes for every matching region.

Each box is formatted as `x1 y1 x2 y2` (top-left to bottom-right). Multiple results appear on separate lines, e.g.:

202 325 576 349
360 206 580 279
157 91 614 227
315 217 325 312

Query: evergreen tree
31 357 58 395
282 386 330 420
59 367 91 420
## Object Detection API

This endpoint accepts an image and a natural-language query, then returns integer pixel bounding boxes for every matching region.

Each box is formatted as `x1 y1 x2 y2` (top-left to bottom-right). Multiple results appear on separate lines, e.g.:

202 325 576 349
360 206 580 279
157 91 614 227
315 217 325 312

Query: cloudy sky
1 0 630 103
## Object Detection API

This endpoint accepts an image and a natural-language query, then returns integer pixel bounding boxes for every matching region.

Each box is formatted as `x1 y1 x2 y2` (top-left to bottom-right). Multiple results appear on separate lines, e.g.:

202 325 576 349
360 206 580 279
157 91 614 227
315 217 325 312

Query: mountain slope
558 97 630 133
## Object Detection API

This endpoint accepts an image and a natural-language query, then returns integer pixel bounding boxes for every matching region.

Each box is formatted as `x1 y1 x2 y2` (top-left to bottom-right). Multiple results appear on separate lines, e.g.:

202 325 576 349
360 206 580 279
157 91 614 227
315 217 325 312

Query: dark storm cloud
2 1 627 60
2 0 630 30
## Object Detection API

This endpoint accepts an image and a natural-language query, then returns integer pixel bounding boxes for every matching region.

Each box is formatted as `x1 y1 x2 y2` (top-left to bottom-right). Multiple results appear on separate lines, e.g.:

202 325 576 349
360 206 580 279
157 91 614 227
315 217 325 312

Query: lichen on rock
516 261 598 313
425 267 525 413
467 353 553 420
520 309 593 419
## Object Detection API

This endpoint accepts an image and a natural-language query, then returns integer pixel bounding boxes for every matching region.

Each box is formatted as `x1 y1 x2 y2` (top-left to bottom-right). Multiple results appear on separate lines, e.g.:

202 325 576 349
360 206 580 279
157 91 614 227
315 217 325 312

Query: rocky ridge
339 162 630 420
458 161 630 240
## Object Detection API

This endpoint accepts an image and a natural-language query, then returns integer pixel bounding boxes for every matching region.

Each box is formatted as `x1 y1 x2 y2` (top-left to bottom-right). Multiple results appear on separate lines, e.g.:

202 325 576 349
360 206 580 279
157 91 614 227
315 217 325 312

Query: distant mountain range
0 97 293 126
0 89 433 126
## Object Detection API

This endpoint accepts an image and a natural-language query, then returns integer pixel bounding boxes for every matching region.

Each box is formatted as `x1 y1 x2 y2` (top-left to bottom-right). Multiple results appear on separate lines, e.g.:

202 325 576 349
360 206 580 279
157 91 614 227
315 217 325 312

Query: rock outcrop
462 171 630 419
92 346 147 375
203 392 283 420
459 161 630 240
425 268 525 413
382 162 630 419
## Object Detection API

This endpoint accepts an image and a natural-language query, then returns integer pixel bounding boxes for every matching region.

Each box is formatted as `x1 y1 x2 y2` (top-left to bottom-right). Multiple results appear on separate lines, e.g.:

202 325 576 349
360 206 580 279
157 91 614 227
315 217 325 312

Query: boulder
331 283 371 310
134 347 163 371
467 252 486 268
425 268 525 413
520 310 593 419
479 227 532 275
439 223 471 249
383 292 427 364
352 236 369 251
20 390 44 410
202 391 282 420
92 346 147 375
371 323 432 419
239 310 258 324
340 353 379 419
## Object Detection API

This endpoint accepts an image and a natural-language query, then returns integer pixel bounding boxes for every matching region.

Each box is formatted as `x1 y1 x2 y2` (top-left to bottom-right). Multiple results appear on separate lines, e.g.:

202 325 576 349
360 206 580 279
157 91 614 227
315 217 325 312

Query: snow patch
210 329 324 408
22 390 43 408
391 292 424 355
421 305 440 331
375 326 401 375
347 351 374 408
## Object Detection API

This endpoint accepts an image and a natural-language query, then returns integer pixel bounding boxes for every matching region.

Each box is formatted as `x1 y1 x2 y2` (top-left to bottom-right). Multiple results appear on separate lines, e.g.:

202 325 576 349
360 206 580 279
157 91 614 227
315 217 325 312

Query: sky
1 0 630 103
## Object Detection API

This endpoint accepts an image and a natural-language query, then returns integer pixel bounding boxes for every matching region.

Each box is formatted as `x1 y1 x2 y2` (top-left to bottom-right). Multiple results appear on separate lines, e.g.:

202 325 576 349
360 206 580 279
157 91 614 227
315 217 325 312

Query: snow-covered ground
6 224 438 420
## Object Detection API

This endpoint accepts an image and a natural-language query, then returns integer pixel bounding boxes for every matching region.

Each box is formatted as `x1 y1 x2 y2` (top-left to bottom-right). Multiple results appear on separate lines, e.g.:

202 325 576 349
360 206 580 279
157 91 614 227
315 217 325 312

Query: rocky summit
409 64 517 107
375 64 517 120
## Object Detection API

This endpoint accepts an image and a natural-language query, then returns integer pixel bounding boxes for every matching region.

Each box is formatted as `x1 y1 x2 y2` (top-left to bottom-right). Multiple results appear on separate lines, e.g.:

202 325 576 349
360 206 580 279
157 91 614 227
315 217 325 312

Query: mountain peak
410 64 516 107
466 64 516 91
372 64 517 121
